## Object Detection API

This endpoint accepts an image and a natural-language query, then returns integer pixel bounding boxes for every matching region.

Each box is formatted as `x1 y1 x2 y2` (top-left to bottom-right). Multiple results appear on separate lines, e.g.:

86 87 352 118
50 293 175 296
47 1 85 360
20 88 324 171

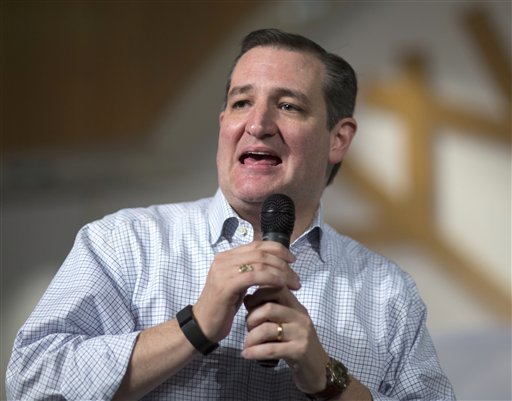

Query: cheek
217 124 236 150
216 125 242 170
291 136 331 173
216 145 230 176
297 135 329 159
218 119 245 147
216 131 230 165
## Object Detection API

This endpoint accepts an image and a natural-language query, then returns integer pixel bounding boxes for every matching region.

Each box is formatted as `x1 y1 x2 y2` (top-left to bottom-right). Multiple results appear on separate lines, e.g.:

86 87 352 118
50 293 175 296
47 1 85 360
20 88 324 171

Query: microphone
257 193 295 368
261 193 295 247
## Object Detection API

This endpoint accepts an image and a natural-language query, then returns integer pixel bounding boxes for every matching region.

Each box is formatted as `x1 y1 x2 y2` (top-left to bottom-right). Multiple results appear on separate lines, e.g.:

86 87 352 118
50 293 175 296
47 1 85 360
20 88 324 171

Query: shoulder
322 223 418 295
92 197 211 228
322 225 427 332
81 197 213 242
322 223 394 270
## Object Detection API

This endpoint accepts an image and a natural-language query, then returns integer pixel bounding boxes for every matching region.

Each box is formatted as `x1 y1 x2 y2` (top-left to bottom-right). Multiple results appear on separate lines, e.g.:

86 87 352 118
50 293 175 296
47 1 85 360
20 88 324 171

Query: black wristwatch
305 357 351 400
176 305 218 355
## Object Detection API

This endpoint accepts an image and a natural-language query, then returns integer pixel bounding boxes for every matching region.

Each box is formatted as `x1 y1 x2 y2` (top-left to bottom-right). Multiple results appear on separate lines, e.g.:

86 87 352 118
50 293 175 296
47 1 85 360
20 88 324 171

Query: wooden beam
432 101 510 144
337 164 511 321
464 8 511 102
365 80 510 144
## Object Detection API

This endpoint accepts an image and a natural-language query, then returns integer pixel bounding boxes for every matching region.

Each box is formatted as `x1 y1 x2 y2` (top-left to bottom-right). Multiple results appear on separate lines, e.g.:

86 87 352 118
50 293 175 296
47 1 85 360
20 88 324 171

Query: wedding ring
276 323 284 342
238 264 254 273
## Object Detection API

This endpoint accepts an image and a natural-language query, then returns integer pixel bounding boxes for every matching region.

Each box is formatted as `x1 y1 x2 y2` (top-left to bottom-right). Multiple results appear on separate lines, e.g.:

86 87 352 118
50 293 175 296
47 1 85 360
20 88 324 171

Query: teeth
242 151 273 160
240 151 281 165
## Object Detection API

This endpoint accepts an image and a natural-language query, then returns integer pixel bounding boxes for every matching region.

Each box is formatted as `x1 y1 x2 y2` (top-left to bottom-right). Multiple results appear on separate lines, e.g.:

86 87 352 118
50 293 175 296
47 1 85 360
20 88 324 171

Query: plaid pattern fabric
6 189 455 400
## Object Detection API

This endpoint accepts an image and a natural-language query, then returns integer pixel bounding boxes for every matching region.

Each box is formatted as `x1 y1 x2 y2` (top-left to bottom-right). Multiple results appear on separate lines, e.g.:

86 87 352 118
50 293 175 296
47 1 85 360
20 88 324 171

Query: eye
279 103 302 112
231 99 250 109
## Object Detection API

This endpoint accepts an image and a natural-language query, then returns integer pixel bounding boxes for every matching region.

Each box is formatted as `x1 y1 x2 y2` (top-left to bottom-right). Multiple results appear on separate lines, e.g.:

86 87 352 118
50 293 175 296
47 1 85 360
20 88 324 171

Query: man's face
217 46 354 215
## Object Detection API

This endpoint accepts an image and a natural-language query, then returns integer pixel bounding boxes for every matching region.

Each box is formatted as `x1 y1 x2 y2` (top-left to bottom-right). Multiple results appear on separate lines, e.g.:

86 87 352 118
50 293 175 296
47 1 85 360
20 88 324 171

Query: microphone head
260 193 295 240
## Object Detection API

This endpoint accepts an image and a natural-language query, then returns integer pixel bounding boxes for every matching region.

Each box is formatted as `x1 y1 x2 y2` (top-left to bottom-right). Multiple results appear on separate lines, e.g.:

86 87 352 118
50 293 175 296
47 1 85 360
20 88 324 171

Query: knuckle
298 344 308 358
262 302 275 314
212 253 228 267
252 241 265 250
255 249 267 260
266 343 280 358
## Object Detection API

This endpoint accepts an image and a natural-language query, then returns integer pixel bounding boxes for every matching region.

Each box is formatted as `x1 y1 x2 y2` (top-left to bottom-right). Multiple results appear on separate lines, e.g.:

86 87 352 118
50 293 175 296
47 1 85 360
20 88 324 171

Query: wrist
176 305 218 355
291 344 329 391
304 356 351 401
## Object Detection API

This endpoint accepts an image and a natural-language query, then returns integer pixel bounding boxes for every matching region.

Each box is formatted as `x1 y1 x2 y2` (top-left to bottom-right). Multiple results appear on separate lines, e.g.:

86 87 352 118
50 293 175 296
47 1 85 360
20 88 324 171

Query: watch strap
305 357 351 401
177 305 218 355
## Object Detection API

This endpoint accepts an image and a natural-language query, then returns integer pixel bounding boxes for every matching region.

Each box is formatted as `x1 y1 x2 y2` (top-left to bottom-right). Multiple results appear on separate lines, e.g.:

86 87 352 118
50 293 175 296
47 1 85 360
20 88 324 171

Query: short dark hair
223 28 358 185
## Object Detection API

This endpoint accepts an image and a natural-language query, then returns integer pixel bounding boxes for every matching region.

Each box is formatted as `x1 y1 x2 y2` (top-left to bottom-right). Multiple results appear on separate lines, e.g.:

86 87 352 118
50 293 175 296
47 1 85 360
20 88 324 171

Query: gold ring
276 323 284 342
238 264 254 273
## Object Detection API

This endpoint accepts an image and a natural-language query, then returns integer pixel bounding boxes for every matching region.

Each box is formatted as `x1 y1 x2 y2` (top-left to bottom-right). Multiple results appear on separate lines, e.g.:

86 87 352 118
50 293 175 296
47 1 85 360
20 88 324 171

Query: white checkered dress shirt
6 189 455 400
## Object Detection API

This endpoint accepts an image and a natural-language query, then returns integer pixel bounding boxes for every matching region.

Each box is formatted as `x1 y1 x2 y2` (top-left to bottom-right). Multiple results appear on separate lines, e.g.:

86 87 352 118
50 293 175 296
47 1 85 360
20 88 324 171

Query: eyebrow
228 84 311 106
227 84 253 98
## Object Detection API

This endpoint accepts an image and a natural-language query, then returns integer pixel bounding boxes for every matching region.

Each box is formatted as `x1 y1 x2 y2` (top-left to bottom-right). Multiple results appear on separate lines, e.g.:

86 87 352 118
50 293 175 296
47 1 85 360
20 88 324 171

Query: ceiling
1 1 260 151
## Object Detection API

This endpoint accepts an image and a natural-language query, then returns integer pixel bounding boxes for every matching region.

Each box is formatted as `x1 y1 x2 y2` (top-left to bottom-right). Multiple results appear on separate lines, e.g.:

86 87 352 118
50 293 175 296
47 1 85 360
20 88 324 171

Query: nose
245 103 278 138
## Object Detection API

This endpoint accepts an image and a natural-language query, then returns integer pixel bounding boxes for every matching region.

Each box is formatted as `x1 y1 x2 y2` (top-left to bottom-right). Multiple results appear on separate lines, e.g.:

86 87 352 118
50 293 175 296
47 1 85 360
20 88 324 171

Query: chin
233 186 277 205
237 192 269 205
225 175 291 204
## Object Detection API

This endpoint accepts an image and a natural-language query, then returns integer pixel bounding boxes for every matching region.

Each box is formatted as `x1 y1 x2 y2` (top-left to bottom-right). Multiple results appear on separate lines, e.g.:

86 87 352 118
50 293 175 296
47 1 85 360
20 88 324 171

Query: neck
289 203 319 242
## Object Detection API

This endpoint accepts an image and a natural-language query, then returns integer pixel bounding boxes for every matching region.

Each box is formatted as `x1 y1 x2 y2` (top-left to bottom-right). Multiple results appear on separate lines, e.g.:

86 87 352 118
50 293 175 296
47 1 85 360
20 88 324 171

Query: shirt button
237 226 248 236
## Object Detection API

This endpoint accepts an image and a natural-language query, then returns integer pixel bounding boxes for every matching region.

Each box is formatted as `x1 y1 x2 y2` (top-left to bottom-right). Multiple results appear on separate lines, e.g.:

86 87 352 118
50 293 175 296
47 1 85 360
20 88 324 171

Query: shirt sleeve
6 219 141 400
369 273 456 400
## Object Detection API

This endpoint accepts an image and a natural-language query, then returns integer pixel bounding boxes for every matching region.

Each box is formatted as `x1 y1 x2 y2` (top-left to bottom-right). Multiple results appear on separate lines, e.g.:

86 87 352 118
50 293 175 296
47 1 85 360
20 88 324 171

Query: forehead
229 46 325 96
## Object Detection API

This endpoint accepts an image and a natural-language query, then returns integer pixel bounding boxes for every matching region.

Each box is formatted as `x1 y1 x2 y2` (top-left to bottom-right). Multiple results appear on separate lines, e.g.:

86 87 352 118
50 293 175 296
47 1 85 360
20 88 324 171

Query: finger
232 260 301 292
234 266 299 293
230 240 296 264
216 243 298 280
244 286 297 312
251 241 297 264
245 302 300 332
244 321 286 348
211 253 296 292
242 339 297 362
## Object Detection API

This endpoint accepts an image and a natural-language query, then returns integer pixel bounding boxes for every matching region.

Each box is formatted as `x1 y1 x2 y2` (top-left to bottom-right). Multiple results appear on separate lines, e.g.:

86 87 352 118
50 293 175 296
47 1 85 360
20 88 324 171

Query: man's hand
243 287 373 400
193 241 300 344
242 286 328 394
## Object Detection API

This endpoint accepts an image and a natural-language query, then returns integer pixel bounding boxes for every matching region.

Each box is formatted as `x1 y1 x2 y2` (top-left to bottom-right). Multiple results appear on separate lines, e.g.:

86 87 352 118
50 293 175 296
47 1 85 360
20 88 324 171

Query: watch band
305 357 351 401
176 305 219 355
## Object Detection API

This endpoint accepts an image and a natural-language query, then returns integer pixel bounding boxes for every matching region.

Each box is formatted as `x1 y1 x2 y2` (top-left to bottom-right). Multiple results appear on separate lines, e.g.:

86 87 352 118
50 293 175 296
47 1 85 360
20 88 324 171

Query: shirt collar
208 189 326 260
208 189 241 245
292 203 326 262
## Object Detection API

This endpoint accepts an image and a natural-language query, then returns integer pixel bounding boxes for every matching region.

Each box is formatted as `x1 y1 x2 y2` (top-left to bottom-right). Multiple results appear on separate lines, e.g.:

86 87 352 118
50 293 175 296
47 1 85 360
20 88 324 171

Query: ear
329 117 357 164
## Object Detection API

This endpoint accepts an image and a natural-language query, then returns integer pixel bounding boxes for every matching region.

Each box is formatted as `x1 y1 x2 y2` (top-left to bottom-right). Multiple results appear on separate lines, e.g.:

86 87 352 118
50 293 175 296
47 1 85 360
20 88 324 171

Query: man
6 29 455 400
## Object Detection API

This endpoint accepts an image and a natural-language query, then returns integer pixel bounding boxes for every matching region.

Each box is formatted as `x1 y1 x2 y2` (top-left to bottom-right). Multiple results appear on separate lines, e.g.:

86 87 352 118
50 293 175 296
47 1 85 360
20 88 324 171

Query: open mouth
240 151 282 166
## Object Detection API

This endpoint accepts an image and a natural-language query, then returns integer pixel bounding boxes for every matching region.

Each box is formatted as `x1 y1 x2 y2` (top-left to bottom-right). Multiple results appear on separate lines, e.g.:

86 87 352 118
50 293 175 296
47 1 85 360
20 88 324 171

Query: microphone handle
257 358 280 368
262 232 290 248
257 231 290 368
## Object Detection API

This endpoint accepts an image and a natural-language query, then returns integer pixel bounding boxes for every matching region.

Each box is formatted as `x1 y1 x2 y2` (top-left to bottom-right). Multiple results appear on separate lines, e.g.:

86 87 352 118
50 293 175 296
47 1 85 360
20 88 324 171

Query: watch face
305 357 351 400
328 358 349 388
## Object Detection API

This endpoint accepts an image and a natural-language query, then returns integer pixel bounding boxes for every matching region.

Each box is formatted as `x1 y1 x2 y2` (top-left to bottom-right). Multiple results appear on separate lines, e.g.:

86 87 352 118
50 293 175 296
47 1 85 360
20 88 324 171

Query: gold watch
305 357 351 400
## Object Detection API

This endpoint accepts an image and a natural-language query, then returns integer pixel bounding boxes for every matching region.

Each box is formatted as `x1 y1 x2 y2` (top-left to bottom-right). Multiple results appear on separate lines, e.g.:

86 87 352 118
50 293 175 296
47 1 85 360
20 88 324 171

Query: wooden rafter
334 8 511 321
339 163 511 320
464 8 511 102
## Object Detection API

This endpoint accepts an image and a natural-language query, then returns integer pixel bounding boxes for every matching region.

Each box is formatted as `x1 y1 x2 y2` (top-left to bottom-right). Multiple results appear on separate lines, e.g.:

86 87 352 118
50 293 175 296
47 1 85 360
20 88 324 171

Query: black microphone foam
257 193 295 368
261 193 295 248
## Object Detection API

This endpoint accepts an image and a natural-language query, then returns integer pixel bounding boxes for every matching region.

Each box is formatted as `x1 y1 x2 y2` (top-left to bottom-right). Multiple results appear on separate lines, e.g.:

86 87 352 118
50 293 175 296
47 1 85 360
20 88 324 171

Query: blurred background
1 1 510 399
